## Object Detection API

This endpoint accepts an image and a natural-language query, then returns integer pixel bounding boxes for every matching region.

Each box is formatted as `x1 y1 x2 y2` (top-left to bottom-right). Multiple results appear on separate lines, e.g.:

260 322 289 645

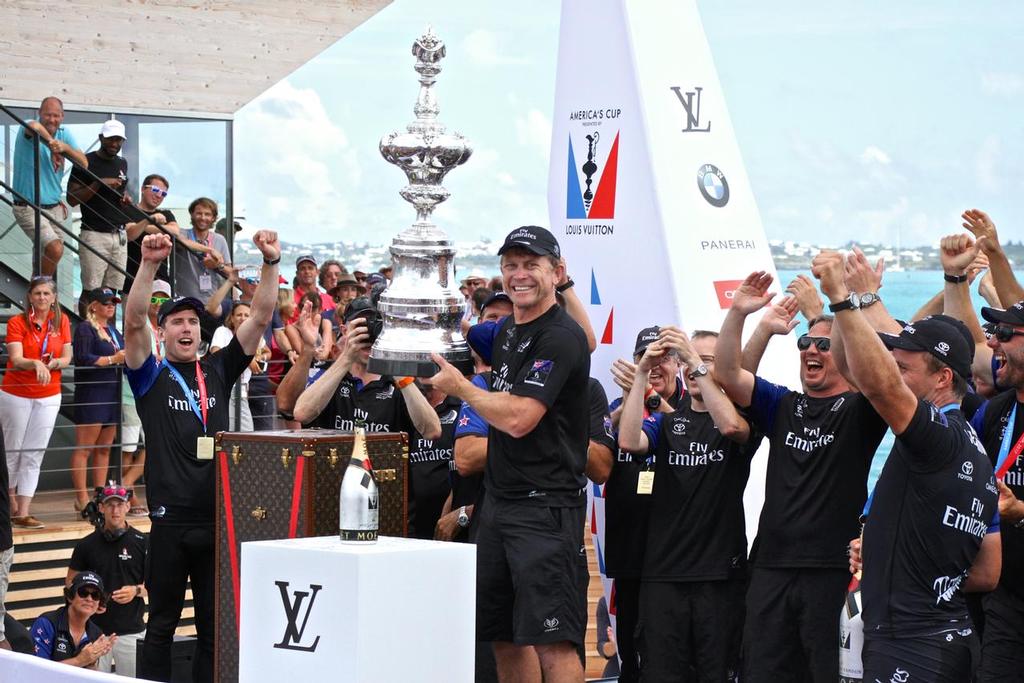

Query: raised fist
141 233 172 263
253 230 281 262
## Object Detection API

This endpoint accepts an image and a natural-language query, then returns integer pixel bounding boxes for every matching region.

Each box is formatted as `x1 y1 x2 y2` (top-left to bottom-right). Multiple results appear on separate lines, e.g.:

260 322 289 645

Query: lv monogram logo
272 581 323 652
669 86 712 133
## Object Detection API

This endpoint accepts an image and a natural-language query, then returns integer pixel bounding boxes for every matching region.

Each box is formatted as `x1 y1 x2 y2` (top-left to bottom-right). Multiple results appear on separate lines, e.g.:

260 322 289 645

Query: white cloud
235 79 361 238
859 145 891 165
981 72 1024 96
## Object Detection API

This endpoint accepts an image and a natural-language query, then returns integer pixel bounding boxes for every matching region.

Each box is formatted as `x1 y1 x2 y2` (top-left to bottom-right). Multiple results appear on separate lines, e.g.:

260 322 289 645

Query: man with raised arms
714 271 888 681
124 230 281 682
813 249 1000 681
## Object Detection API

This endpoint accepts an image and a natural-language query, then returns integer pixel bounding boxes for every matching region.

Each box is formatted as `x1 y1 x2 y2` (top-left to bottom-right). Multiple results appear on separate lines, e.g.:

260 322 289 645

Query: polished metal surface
369 27 474 377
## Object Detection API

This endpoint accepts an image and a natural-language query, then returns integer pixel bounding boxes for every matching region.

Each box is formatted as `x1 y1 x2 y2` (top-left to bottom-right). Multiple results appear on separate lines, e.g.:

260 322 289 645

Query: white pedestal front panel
239 535 475 683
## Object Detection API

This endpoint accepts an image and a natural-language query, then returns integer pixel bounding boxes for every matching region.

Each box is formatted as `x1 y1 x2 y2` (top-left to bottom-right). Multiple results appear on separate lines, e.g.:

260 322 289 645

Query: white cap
152 280 171 296
100 119 127 140
461 269 488 284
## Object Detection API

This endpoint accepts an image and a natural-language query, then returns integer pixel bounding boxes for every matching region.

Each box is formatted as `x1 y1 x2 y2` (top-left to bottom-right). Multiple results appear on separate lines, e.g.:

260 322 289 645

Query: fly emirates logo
667 441 724 466
784 425 835 452
941 496 988 540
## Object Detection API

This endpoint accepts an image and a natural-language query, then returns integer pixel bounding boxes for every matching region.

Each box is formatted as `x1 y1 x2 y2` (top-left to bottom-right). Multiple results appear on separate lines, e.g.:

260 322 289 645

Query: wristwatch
858 292 881 308
828 292 861 313
687 363 709 381
457 506 470 528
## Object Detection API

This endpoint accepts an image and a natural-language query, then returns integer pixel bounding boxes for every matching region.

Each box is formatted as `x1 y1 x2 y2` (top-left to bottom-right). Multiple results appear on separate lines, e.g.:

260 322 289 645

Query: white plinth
239 535 476 683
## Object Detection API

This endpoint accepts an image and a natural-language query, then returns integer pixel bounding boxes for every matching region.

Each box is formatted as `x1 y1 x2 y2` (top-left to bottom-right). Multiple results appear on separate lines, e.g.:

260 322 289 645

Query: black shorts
863 628 979 683
638 579 744 683
742 566 849 682
979 585 1024 681
475 498 587 646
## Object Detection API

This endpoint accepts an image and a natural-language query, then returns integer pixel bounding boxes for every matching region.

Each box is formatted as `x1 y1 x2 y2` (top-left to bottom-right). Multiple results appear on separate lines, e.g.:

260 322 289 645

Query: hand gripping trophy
369 27 474 377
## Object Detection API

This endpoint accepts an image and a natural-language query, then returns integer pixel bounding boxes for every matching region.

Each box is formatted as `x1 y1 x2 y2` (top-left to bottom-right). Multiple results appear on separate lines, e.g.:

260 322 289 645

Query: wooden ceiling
0 0 392 117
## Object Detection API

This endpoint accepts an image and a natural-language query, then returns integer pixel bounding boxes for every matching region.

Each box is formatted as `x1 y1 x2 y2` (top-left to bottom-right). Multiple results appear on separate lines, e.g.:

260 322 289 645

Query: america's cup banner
548 0 799 555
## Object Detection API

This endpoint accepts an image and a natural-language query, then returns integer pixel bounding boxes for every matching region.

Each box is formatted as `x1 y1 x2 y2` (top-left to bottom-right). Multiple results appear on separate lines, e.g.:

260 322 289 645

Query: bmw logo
697 164 729 207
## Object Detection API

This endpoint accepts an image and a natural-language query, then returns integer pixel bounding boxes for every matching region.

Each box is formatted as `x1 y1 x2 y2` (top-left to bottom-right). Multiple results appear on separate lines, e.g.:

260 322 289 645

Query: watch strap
828 298 857 313
263 256 281 266
556 279 575 293
944 273 968 284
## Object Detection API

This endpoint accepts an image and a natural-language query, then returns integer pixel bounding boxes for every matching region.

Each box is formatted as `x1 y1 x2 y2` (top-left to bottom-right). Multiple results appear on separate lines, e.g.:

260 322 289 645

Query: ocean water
776 269 991 491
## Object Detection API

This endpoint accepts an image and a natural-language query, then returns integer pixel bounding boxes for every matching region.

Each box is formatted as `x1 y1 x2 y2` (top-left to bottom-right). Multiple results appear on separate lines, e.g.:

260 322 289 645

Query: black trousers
614 577 642 683
139 523 215 682
741 566 849 683
978 585 1024 682
863 628 979 683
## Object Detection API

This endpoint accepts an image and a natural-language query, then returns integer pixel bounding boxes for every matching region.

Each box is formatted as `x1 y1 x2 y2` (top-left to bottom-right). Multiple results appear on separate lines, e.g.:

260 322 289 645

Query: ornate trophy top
379 27 472 235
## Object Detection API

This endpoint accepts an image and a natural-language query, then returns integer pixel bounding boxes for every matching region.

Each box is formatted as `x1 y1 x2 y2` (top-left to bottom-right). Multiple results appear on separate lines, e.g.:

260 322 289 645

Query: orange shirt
2 311 71 399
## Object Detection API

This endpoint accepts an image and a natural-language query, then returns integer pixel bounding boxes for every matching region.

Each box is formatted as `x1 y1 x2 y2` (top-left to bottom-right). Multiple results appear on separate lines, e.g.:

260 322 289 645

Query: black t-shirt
588 379 616 454
972 389 1024 600
126 336 252 525
485 304 591 507
70 151 128 233
311 373 415 434
603 386 685 579
863 402 999 635
69 527 147 635
124 207 175 286
0 428 10 552
747 378 887 568
407 395 461 539
640 397 761 581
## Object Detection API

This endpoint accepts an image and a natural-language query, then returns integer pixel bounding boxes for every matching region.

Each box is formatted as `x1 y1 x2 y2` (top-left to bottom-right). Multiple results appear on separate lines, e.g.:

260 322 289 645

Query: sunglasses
151 296 171 305
77 587 102 600
797 335 831 352
145 185 169 198
989 323 1024 343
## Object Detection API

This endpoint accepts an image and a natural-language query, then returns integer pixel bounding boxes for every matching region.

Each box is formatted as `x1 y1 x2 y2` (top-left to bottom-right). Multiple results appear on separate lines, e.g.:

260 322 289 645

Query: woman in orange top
1 276 72 529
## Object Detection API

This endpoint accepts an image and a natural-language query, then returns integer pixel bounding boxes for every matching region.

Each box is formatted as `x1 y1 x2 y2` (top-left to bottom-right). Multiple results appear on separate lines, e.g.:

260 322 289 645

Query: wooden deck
10 489 611 679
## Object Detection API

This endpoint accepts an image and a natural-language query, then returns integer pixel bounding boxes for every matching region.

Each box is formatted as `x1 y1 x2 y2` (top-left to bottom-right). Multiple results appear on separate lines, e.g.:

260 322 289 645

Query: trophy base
368 355 474 378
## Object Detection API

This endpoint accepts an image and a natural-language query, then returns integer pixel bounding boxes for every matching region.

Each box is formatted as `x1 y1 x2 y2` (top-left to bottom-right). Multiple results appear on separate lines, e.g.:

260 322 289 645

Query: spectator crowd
2 95 1024 683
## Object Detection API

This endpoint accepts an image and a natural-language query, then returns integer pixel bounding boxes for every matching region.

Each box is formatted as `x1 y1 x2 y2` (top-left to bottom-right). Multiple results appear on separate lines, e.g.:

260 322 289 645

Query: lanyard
995 403 1024 480
863 403 960 517
34 317 53 357
163 360 208 434
106 325 121 351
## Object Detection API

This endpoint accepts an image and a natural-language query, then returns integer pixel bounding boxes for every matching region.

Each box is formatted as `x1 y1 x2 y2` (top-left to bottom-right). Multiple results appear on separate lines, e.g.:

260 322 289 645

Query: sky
231 0 1024 248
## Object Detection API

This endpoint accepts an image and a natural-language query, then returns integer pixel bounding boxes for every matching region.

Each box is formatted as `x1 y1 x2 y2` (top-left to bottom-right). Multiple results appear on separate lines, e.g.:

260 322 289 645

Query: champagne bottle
339 423 379 543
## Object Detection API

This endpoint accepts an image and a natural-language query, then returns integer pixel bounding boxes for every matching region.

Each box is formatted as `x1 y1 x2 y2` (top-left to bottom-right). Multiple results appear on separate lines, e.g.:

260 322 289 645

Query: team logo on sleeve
440 410 458 425
524 360 554 387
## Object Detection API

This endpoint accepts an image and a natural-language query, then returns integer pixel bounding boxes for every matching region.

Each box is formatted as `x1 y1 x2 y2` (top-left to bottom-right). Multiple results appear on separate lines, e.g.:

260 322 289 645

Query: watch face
860 292 878 305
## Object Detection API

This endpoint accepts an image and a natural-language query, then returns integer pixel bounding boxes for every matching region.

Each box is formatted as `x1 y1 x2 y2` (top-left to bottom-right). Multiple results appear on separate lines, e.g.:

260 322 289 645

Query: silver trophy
369 27 474 377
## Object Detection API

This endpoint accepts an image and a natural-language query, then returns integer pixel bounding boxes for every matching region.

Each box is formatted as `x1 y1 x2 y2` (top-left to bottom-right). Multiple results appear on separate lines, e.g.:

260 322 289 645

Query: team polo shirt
863 401 999 636
311 373 416 434
450 373 490 509
69 527 148 635
485 304 591 507
640 397 761 581
971 389 1024 600
13 122 78 205
32 607 102 662
602 382 684 580
2 311 71 399
126 337 251 525
747 378 887 568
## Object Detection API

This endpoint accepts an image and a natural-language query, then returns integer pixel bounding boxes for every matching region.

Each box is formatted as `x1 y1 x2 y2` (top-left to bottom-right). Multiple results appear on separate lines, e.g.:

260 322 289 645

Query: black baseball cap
634 326 661 358
497 225 561 259
480 291 512 315
84 287 121 304
157 296 204 326
879 315 974 379
70 570 105 595
342 296 377 324
981 301 1024 327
